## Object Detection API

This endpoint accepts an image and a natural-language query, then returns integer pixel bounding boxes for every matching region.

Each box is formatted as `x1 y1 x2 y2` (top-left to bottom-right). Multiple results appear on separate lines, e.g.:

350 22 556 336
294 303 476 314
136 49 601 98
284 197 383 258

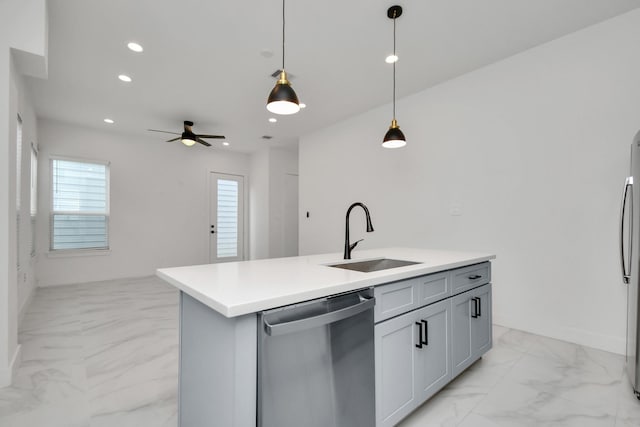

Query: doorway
209 172 244 263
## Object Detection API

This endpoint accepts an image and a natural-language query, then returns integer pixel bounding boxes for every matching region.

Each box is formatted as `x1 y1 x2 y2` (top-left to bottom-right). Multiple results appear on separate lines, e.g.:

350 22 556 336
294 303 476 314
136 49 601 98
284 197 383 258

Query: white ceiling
27 0 640 153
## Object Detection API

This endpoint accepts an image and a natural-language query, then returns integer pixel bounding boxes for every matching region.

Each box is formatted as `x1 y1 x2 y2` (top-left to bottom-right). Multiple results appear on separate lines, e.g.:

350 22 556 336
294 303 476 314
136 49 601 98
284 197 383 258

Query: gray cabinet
375 309 418 427
375 299 451 427
374 264 492 427
451 263 491 295
414 300 452 402
451 283 492 378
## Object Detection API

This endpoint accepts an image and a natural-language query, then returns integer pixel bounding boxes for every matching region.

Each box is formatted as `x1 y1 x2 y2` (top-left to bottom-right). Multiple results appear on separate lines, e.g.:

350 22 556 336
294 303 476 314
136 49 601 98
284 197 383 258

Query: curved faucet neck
344 202 375 259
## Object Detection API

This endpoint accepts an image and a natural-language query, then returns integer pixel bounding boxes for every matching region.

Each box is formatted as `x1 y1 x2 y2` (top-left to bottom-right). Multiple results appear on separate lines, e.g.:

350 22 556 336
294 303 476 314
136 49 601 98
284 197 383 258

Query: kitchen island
157 247 496 427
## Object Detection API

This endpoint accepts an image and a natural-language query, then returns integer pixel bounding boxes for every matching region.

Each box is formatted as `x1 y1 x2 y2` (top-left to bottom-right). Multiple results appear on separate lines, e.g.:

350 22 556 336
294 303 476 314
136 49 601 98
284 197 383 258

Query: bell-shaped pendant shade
267 71 300 115
382 119 406 148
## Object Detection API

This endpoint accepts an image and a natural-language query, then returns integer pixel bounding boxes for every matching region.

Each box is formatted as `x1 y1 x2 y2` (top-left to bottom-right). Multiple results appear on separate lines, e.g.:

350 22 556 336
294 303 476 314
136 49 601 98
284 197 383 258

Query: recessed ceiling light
118 74 132 82
223 141 230 146
269 118 277 123
103 118 114 124
127 42 143 53
385 55 398 64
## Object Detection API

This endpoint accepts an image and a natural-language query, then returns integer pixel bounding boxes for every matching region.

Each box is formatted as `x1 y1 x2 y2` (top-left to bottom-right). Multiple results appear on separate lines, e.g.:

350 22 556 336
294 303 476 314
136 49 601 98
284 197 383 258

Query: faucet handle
349 239 364 251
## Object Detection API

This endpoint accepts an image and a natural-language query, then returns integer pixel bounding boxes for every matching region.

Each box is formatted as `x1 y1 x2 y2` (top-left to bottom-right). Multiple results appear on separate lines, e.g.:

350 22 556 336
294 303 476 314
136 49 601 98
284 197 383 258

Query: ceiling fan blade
197 134 225 139
166 137 181 142
196 138 212 147
148 129 180 135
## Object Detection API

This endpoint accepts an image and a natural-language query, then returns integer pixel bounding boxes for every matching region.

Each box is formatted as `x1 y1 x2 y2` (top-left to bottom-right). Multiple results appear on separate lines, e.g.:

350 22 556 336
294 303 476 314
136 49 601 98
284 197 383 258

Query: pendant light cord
282 0 286 71
392 13 397 120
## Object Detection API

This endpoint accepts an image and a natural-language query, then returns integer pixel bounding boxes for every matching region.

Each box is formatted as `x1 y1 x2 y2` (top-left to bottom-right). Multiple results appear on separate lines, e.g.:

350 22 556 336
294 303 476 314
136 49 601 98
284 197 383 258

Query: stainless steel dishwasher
258 288 375 427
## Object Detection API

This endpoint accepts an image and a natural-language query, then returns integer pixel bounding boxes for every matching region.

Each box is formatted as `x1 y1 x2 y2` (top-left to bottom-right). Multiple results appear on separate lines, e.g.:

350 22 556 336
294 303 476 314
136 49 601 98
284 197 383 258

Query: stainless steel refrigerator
621 132 640 400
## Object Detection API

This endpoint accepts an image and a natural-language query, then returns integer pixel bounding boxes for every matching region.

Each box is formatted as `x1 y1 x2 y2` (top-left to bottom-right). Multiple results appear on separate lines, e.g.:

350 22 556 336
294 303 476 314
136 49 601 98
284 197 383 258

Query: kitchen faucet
344 202 375 259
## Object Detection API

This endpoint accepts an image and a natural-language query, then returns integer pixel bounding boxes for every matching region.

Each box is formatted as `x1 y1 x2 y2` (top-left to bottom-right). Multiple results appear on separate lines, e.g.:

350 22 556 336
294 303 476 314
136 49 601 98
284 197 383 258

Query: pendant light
267 0 300 115
382 5 406 148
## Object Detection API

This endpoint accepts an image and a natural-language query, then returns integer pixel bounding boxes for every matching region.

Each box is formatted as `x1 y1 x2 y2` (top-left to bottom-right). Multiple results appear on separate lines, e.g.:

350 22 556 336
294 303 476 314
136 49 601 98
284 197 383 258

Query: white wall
249 147 299 260
268 147 299 258
0 0 47 387
299 10 640 354
36 120 251 286
249 148 270 260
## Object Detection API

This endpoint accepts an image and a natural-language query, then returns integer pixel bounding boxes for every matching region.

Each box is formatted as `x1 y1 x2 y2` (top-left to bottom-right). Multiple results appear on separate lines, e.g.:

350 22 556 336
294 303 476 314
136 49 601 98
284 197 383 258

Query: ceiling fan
147 121 225 147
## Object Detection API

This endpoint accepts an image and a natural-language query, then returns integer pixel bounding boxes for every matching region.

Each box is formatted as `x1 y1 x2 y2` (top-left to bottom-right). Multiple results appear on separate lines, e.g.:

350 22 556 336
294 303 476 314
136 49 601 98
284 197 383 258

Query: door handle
263 293 374 336
620 177 633 284
421 319 429 346
471 297 479 318
415 320 428 348
415 321 424 348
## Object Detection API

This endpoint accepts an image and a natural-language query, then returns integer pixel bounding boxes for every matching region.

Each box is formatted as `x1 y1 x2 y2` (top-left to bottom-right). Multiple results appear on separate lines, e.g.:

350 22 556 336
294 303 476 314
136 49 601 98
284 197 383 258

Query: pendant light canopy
382 5 406 149
267 0 300 115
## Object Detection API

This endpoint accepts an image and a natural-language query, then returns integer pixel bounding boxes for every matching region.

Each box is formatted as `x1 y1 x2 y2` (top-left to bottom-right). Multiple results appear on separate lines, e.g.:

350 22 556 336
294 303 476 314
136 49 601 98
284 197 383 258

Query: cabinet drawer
416 271 450 307
374 278 417 323
451 262 490 295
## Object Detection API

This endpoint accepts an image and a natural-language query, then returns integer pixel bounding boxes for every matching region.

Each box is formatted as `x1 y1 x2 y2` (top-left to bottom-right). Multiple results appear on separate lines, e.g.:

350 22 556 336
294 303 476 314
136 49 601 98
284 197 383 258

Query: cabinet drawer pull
468 274 482 280
415 322 423 348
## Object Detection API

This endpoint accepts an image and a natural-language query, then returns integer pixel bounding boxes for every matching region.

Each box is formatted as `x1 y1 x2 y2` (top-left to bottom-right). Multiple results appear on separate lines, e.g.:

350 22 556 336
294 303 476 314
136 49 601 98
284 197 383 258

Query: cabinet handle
468 274 482 280
421 319 429 346
415 320 429 348
471 297 479 318
477 297 482 317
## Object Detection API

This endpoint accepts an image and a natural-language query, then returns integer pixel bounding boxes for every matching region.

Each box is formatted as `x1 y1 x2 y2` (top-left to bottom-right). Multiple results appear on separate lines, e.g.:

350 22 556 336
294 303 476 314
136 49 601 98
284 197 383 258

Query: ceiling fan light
181 131 197 147
382 120 407 149
267 74 300 115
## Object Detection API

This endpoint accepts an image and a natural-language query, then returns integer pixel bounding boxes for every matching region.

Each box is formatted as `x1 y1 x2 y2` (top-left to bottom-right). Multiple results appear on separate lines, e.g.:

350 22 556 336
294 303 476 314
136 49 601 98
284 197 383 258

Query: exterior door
209 172 244 263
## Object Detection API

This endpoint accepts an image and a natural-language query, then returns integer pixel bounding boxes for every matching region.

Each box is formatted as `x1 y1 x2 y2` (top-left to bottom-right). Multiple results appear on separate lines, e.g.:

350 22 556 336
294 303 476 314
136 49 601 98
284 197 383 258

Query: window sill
46 249 111 258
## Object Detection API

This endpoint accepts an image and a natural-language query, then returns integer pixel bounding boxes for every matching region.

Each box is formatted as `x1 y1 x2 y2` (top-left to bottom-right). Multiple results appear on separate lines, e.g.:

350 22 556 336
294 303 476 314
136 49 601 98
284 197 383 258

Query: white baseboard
493 314 626 355
0 344 22 388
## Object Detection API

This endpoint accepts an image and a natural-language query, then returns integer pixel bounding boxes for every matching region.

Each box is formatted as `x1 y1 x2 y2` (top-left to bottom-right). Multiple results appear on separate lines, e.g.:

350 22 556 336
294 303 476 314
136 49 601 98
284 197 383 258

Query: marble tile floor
0 276 638 426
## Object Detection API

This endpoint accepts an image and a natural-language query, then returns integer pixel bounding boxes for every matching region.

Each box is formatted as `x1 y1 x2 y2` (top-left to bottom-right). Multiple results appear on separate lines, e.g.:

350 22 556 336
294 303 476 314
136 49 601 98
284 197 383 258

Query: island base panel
179 292 257 427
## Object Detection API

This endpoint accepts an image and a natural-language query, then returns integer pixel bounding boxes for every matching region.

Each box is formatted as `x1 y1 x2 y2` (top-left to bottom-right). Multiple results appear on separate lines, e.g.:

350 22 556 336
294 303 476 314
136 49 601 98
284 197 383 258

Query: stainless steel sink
328 258 422 273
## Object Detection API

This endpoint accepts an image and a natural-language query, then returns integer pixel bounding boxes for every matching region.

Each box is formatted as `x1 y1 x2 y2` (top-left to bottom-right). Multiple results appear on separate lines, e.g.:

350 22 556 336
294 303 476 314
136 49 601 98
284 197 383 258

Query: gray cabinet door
375 311 418 427
471 284 492 358
451 290 473 378
414 299 452 403
451 284 492 378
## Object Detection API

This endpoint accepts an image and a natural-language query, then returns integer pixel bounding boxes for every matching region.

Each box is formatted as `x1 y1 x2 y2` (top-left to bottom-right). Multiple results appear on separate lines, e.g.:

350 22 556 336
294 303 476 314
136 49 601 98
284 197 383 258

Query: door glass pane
217 179 238 258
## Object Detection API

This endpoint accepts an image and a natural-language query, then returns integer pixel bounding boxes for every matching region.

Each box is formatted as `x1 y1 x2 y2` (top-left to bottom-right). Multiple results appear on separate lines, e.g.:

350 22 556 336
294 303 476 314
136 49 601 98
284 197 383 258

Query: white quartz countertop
156 247 496 318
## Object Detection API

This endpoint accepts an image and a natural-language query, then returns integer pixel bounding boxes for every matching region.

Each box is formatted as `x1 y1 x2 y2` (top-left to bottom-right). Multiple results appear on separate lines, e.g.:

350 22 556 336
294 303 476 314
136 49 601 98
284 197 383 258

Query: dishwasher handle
263 294 375 336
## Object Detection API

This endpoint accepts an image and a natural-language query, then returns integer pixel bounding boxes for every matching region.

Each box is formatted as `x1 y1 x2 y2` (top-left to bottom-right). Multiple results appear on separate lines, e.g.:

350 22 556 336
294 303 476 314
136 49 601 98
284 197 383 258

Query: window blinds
51 159 109 250
217 179 239 258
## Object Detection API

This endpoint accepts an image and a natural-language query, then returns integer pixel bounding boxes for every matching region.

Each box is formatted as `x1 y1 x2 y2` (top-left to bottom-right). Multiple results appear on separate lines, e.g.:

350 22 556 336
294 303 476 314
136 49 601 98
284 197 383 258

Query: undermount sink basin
328 258 422 273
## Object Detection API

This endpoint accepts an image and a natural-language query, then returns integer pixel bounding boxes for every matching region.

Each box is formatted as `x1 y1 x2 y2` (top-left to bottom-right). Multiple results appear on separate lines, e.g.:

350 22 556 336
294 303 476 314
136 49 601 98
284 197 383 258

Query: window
16 115 22 268
50 158 110 251
30 143 38 257
217 178 239 258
